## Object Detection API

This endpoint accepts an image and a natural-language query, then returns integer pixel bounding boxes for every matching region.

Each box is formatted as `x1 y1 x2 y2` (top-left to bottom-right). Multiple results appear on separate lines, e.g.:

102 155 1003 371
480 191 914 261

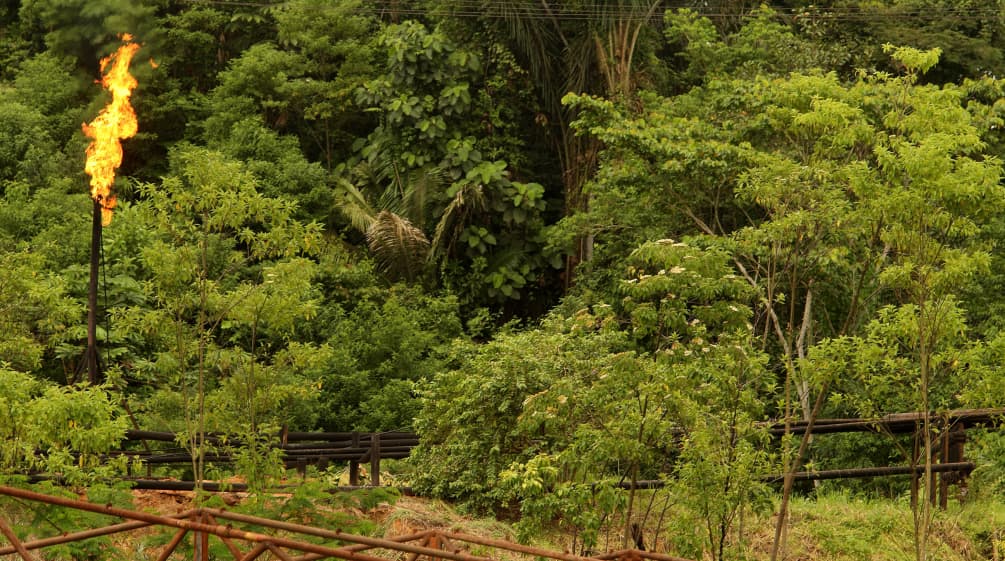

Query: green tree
664 6 848 91
349 20 553 304
0 367 128 480
566 40 1004 560
273 0 378 169
0 250 80 375
411 321 630 512
822 0 1005 83
468 0 664 277
318 285 463 431
0 101 58 191
116 146 323 491
18 0 159 73
6 51 89 143
202 0 378 169
416 241 773 560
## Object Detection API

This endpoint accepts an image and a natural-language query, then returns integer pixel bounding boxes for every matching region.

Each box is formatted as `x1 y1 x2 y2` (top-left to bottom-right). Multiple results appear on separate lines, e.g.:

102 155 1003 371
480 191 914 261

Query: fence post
192 512 209 561
371 433 381 487
910 423 920 510
349 432 360 485
945 422 968 506
939 416 950 510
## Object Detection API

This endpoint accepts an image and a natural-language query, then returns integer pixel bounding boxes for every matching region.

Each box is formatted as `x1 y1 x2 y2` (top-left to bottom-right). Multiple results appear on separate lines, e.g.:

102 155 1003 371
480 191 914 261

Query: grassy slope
376 492 1005 561
747 495 1005 561
367 492 1005 560
12 486 1005 560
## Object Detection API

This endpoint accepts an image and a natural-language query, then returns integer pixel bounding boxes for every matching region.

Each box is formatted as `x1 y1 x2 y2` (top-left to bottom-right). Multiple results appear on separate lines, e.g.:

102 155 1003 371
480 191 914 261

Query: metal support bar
370 434 381 487
86 198 102 385
268 543 296 561
444 532 600 561
0 486 388 561
0 514 38 561
0 486 703 561
195 511 210 561
402 534 431 561
0 509 196 556
427 532 441 561
204 512 247 560
289 530 434 561
594 550 693 561
239 542 270 561
156 528 189 561
209 509 495 561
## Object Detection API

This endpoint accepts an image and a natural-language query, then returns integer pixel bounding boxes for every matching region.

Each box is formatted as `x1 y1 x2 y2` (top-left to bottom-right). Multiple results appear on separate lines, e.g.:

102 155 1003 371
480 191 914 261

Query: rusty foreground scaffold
0 485 693 561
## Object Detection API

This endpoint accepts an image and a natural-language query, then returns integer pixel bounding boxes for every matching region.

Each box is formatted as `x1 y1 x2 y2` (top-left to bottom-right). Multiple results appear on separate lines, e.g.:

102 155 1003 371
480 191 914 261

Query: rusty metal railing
0 485 694 561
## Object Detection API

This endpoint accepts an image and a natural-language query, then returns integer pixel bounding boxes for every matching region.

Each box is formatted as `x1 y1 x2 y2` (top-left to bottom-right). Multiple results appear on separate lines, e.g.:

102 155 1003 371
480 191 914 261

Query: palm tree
338 160 491 285
336 162 437 283
467 0 661 282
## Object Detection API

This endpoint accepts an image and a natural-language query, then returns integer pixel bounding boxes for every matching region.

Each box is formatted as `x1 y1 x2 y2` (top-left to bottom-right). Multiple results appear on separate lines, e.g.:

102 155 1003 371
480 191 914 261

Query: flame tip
83 36 140 227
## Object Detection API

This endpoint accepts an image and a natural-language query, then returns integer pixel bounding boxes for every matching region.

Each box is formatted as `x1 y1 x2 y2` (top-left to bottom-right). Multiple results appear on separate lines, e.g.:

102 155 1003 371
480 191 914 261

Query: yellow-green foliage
0 367 128 478
772 494 1005 561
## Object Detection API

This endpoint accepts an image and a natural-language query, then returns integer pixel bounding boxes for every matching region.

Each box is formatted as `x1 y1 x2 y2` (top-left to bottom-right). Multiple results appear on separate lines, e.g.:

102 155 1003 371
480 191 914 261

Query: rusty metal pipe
0 514 37 561
0 486 389 561
155 528 189 561
203 512 246 560
0 508 196 556
443 532 600 561
286 529 434 561
267 542 296 561
209 509 496 561
594 550 693 561
240 542 270 561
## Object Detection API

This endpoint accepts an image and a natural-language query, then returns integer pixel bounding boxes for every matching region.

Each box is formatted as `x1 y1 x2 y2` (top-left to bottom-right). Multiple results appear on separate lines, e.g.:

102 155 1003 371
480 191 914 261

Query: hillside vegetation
3 1 1005 560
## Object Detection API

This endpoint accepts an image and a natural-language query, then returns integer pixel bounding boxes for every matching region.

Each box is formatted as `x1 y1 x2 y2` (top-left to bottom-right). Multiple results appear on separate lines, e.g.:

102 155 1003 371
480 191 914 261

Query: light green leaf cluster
0 249 80 373
107 147 328 488
0 367 127 478
347 20 553 302
417 243 771 557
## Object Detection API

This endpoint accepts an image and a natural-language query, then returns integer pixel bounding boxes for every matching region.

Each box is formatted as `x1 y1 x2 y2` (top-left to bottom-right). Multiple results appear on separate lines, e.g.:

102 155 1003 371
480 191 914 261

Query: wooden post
948 423 967 504
350 432 360 486
939 418 951 510
349 461 360 486
370 433 381 487
929 424 938 508
910 424 920 510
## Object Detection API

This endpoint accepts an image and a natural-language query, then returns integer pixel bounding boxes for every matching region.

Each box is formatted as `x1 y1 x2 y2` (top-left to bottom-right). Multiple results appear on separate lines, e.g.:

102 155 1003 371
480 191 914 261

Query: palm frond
403 166 448 229
374 165 447 229
430 182 487 263
563 33 596 96
478 0 567 113
367 210 431 282
336 178 377 233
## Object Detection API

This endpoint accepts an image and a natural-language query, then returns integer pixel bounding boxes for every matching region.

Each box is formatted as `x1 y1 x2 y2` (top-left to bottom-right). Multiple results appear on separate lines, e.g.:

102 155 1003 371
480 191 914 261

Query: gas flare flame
83 34 140 226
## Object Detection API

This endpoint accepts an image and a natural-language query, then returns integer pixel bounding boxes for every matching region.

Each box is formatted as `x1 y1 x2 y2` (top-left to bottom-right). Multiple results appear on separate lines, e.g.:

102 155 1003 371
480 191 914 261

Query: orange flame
83 35 140 226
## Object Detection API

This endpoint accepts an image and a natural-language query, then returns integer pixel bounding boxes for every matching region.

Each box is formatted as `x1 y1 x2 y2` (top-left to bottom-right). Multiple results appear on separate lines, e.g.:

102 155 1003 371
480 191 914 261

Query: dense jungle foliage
4 1 1005 559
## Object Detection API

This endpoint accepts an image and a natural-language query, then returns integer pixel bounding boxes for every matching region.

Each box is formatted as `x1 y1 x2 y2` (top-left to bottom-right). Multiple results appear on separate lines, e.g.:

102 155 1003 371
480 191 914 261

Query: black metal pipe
603 462 977 489
86 199 101 384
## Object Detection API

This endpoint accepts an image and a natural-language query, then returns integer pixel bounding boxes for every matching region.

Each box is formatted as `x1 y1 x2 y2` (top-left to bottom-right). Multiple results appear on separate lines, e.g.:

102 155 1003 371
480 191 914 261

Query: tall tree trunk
561 131 599 288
